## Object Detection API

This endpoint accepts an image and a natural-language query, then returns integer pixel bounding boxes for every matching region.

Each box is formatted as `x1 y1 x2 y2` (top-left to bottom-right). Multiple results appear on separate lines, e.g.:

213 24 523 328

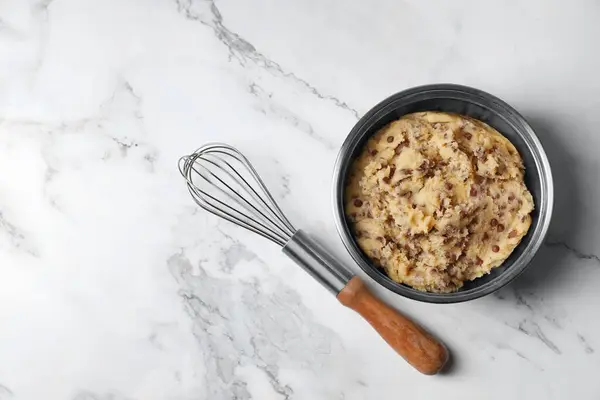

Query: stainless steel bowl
332 84 554 303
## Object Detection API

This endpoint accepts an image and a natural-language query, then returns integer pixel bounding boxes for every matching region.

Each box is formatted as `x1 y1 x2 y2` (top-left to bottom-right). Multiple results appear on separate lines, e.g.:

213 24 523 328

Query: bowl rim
332 84 554 303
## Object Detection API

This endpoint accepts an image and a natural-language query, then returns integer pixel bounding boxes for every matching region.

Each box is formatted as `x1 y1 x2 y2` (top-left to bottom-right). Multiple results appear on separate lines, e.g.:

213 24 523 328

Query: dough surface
345 112 534 293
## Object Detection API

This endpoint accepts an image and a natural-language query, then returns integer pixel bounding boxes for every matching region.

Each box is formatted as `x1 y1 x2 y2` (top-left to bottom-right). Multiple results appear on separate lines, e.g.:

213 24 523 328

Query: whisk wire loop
178 143 296 246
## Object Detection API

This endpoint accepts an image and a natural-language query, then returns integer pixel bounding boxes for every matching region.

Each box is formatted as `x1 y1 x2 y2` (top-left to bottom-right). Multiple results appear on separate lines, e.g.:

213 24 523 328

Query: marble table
1 0 599 398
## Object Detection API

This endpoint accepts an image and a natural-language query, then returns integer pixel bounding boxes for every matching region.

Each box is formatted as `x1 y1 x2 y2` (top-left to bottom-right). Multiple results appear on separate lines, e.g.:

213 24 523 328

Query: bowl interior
334 85 552 303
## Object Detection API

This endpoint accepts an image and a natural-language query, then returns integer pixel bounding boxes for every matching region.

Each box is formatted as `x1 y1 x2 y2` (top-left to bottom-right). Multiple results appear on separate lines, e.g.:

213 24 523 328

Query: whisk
178 143 448 375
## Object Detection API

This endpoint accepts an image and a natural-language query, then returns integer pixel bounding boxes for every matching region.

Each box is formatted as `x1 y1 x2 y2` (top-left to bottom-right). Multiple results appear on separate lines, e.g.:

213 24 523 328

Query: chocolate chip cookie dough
345 112 534 293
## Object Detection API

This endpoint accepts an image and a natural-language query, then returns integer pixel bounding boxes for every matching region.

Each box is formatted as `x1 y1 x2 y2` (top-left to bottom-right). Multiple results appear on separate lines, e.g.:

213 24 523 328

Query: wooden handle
337 276 448 375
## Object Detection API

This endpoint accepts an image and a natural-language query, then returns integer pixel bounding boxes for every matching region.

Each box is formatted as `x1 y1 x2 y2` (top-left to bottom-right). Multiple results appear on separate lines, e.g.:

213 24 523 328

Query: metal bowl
332 84 553 303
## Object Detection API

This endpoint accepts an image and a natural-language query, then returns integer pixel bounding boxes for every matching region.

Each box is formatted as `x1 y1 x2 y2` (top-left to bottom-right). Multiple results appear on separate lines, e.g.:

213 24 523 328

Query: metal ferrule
282 230 353 295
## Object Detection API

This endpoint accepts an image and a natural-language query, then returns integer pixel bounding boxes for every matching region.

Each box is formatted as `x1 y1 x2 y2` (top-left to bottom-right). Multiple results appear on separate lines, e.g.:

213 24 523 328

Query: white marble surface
0 0 599 398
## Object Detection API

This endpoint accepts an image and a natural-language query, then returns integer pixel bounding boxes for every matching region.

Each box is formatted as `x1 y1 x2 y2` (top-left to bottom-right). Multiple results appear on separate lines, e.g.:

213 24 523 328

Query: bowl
332 84 554 303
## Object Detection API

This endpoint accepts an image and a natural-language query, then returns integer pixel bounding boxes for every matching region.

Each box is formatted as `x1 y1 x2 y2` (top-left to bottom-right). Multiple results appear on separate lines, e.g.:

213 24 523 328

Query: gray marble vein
175 0 360 119
121 81 143 120
221 242 257 274
577 334 594 355
0 211 39 257
168 250 346 399
35 0 54 14
511 287 534 312
110 137 140 157
545 239 600 266
246 81 335 149
256 364 293 400
515 319 561 355
496 343 544 372
0 384 13 399
247 82 319 142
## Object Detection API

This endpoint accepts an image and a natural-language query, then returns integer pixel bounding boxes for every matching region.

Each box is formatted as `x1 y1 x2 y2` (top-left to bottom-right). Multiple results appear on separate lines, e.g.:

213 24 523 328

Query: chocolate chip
401 168 412 175
445 182 453 191
376 236 384 242
490 218 498 227
386 215 394 224
353 198 363 207
418 161 428 171
497 224 505 232
475 257 483 265
350 212 357 219
470 187 477 197
508 230 518 238
483 233 489 241
370 149 378 156
387 136 394 143
464 132 472 140
411 204 417 209
382 176 390 184
492 245 500 252
394 141 407 154
521 216 527 222
388 166 396 179
508 194 515 201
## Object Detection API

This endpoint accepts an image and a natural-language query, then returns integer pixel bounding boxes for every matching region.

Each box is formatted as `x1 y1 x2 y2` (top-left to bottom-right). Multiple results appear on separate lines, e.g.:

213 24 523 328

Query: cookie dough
345 112 534 293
